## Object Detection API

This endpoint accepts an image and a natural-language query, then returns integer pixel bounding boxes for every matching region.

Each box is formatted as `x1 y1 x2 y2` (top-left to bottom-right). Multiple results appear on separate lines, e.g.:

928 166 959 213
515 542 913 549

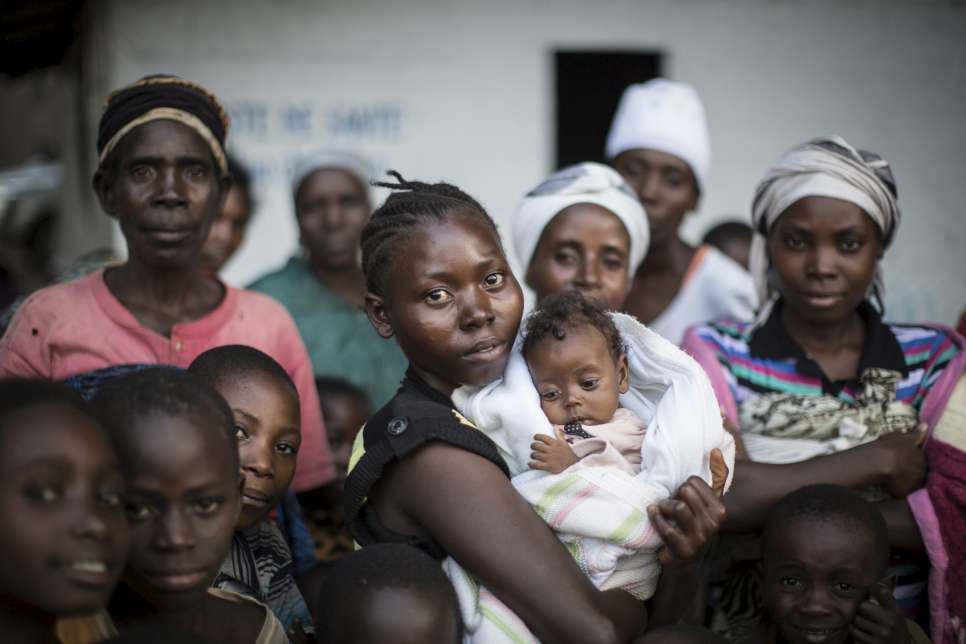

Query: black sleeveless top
343 369 510 560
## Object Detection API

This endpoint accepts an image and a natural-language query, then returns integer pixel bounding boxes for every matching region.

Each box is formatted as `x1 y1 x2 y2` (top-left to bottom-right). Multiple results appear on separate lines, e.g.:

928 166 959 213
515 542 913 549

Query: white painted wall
83 0 966 324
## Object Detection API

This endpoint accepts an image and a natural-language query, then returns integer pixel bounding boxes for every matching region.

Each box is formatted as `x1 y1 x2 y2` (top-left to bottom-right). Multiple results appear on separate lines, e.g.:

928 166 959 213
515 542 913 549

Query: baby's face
526 324 627 426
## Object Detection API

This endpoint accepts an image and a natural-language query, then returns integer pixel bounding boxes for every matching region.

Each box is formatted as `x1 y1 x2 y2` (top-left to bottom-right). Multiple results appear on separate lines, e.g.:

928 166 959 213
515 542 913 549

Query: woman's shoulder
344 381 510 553
683 317 756 357
4 271 100 327
885 320 964 366
358 384 502 464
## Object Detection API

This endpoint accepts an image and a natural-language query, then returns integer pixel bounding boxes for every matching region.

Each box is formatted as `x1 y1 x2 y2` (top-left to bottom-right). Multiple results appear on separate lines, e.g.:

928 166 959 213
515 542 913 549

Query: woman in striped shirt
683 137 965 641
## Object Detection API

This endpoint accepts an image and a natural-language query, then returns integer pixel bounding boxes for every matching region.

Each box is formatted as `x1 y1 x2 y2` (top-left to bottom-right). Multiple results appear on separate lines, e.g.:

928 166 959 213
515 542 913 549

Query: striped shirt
685 302 960 417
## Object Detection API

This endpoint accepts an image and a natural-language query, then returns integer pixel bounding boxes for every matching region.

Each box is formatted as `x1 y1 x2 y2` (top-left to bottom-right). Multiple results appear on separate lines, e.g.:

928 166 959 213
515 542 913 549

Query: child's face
526 324 628 426
214 372 300 529
368 214 524 394
525 203 633 312
0 404 128 617
319 392 369 484
115 412 241 607
762 516 884 644
344 587 460 644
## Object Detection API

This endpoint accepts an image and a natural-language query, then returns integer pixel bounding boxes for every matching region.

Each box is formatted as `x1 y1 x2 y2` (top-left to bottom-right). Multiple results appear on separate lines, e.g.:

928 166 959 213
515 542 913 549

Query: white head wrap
290 150 373 202
750 135 900 314
512 162 650 276
605 79 711 193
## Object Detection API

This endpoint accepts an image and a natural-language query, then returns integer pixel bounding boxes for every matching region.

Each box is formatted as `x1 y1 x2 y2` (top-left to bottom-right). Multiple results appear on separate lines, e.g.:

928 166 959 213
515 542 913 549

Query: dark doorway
555 50 662 170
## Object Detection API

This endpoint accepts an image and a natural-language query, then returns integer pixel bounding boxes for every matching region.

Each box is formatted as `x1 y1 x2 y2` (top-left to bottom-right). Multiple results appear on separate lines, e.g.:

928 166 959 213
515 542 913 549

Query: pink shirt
0 270 334 492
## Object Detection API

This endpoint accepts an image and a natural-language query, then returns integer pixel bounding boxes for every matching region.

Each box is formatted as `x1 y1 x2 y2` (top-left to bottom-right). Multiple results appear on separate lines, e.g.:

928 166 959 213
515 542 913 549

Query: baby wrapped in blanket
524 293 649 478
449 292 736 643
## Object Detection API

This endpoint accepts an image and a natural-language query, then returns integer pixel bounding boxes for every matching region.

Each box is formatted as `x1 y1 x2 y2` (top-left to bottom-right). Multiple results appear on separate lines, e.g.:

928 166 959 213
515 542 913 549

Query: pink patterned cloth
0 270 334 492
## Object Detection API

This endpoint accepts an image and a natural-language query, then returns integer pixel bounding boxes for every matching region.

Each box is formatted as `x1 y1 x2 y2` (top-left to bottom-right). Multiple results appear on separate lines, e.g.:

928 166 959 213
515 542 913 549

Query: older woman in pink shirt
0 75 333 492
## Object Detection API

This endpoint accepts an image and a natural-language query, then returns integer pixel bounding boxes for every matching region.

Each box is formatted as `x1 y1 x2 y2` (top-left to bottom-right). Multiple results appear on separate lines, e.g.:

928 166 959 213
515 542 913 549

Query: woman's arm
722 431 926 533
646 450 729 626
391 442 645 644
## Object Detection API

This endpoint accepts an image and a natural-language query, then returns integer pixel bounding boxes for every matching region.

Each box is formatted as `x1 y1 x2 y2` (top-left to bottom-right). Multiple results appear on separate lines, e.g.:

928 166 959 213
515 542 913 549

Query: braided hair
360 171 501 297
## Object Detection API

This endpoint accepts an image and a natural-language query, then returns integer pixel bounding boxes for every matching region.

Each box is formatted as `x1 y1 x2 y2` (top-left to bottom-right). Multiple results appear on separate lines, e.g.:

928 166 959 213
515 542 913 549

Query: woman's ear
617 353 630 394
365 292 395 339
93 168 117 219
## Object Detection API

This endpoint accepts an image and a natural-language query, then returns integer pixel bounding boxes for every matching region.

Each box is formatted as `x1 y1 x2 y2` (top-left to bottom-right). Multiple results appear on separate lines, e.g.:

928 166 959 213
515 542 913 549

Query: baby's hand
851 581 909 644
530 426 579 474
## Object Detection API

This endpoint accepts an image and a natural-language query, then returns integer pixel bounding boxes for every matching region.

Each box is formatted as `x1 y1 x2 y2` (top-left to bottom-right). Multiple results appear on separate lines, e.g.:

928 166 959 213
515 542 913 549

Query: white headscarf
513 162 650 276
290 150 373 201
605 79 711 193
750 135 900 315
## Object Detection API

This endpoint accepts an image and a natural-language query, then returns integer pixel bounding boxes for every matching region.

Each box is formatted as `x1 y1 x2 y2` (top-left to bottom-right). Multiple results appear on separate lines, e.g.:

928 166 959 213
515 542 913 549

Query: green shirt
249 257 408 407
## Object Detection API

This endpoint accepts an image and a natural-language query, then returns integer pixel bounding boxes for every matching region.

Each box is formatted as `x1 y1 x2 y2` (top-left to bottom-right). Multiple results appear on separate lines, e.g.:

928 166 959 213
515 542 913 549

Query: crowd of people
0 71 962 644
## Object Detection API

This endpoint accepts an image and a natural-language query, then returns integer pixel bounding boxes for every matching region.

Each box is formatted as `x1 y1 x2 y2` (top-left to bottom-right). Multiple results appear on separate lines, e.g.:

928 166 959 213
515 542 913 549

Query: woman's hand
649 448 728 564
868 424 927 498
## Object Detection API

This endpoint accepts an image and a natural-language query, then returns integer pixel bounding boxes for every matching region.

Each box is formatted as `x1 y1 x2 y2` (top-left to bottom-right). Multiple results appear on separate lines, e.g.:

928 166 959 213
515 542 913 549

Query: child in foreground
0 379 129 644
189 345 315 640
59 369 288 644
754 484 930 644
315 543 462 644
523 291 645 475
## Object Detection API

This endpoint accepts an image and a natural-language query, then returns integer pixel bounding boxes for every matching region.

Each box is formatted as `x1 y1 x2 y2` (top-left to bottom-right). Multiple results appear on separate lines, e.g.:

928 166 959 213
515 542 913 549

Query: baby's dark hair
763 484 890 573
0 378 98 428
188 344 298 405
522 291 625 362
360 170 500 296
93 368 239 472
316 543 462 644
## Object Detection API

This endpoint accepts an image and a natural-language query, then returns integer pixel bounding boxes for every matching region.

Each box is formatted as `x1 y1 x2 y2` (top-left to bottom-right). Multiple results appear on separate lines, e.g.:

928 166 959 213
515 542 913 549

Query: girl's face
525 203 633 311
612 148 698 250
116 412 241 608
367 213 524 394
767 197 882 327
214 373 301 530
0 404 128 618
525 324 628 426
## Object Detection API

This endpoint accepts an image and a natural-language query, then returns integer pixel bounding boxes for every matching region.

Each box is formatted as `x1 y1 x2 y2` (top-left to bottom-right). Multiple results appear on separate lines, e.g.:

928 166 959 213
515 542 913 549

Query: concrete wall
80 0 966 323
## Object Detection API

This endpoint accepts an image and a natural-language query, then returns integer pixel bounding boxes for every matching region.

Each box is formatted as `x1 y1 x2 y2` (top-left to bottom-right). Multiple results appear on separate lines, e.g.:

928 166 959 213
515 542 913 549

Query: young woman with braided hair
344 172 727 643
